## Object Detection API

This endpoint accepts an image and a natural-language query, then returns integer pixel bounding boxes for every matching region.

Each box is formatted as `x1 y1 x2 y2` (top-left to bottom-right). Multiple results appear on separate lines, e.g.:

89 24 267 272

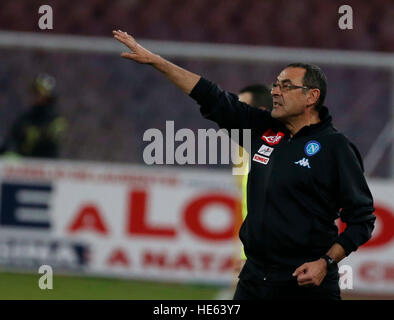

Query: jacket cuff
189 77 212 102
336 234 357 256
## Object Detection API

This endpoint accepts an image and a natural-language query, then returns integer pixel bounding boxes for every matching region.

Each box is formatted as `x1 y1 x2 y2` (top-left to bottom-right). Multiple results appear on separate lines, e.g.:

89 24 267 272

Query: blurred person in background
234 85 273 273
223 85 273 300
0 73 67 159
113 30 376 300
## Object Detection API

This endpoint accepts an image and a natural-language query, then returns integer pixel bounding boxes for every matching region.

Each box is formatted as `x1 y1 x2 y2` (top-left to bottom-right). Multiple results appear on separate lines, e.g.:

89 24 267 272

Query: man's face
271 67 310 121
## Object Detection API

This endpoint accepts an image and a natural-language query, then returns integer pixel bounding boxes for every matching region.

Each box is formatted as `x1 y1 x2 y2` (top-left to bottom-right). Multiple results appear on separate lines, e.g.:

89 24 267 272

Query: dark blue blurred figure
0 74 66 159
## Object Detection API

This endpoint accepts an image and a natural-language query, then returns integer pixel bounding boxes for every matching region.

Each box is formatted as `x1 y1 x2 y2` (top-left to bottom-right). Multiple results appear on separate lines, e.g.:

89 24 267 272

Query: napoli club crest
304 140 321 156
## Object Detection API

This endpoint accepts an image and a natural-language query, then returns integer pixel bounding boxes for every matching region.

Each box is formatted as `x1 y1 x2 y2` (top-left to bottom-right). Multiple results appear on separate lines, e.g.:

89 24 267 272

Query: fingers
293 261 326 287
296 269 322 286
298 275 318 286
113 30 136 48
292 264 307 277
293 263 313 286
296 271 313 286
113 29 153 64
297 274 311 281
113 33 129 43
112 30 134 40
112 29 126 36
121 52 136 60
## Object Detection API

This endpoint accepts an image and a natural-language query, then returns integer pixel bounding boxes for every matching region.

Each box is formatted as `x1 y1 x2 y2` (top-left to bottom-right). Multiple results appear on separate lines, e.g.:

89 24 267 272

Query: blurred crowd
0 0 392 177
0 51 391 175
0 0 393 51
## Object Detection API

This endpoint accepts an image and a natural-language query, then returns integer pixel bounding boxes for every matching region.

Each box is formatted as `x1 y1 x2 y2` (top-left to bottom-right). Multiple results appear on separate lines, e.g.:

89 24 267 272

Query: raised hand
112 29 200 94
112 30 158 64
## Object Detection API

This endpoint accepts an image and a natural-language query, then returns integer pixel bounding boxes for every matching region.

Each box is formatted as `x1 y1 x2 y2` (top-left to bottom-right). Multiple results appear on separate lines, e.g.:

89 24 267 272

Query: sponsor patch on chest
261 129 285 146
253 154 270 165
258 144 274 157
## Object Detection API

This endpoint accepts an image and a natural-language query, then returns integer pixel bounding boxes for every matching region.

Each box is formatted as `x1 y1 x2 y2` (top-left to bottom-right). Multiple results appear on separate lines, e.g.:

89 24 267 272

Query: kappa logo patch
253 154 270 165
258 144 274 157
261 129 285 146
294 158 311 168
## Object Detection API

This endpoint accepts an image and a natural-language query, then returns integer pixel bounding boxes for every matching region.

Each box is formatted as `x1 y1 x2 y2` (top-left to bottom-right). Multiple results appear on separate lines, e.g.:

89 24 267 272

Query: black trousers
233 277 341 300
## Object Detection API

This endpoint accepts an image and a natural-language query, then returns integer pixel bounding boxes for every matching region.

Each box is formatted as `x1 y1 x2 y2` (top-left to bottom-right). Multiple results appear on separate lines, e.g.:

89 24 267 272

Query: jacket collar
282 106 333 138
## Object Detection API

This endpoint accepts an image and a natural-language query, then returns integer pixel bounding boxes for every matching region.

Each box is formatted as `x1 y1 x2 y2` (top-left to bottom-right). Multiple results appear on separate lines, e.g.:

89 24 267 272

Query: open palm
113 30 156 64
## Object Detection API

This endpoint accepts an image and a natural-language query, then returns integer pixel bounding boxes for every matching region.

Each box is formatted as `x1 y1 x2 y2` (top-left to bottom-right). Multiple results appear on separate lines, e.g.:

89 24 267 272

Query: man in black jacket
113 30 376 300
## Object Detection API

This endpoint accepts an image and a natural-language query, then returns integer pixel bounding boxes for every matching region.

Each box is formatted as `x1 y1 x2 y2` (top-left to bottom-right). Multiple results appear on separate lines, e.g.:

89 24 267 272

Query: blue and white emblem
304 140 321 156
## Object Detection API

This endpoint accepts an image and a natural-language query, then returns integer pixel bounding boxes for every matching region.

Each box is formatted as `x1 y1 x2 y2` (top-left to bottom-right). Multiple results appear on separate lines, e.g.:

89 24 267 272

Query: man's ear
307 88 320 107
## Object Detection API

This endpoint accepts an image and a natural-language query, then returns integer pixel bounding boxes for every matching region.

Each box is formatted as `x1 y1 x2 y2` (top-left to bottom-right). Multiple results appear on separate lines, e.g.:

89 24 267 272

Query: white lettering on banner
0 239 83 268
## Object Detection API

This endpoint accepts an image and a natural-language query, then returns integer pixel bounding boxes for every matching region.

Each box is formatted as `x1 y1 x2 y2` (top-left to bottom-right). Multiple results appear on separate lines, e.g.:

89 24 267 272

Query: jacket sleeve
333 135 376 256
189 77 273 131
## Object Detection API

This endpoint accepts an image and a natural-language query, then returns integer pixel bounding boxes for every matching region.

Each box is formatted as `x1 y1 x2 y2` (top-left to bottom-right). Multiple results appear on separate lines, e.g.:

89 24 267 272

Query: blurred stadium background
0 0 393 300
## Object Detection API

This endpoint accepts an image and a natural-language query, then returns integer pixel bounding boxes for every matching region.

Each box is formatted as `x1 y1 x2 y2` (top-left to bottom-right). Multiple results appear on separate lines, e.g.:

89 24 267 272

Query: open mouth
273 101 283 108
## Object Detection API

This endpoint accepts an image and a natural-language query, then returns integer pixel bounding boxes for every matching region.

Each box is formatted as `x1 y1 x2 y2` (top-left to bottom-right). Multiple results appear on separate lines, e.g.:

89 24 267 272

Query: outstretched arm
113 30 274 135
112 30 200 95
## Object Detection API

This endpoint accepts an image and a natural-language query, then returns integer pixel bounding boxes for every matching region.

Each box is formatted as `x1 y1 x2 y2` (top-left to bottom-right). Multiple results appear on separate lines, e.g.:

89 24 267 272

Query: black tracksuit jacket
190 77 376 281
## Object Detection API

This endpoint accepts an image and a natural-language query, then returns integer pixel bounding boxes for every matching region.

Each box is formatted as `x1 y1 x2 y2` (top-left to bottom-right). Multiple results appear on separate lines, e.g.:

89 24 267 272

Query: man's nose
271 90 280 97
271 86 281 95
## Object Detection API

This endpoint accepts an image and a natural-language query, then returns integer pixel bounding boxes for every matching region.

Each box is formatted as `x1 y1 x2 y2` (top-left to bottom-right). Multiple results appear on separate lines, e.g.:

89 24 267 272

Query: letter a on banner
107 248 131 267
68 205 109 234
